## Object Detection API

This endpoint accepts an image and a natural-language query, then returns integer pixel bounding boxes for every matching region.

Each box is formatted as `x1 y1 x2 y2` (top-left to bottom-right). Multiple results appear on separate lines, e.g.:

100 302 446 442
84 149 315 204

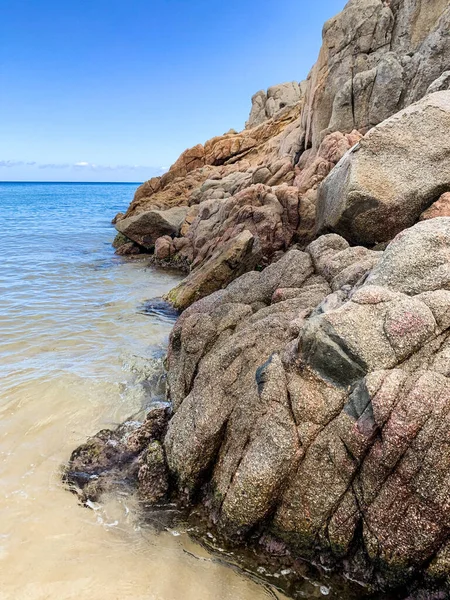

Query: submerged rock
64 405 171 503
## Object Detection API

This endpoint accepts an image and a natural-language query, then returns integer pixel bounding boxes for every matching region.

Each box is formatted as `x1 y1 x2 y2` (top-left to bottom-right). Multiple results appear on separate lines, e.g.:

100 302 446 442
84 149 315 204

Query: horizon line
0 180 144 184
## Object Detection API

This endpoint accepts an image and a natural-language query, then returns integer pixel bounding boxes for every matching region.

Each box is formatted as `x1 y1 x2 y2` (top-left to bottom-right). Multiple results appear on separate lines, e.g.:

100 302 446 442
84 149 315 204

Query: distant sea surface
0 182 284 600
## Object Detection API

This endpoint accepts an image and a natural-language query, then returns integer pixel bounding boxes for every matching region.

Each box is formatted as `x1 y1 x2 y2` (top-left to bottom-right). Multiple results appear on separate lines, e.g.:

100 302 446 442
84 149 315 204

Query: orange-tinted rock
169 144 205 179
420 192 450 220
121 103 302 220
294 130 362 193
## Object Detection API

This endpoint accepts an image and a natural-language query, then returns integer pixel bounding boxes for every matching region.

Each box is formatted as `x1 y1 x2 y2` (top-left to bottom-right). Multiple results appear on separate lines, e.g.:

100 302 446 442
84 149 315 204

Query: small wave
137 298 179 323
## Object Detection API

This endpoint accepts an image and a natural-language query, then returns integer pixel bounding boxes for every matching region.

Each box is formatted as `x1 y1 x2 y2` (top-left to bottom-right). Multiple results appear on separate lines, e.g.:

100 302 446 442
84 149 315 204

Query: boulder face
115 206 189 250
317 91 450 245
246 82 304 128
164 229 261 310
300 0 450 151
164 218 450 593
366 218 450 295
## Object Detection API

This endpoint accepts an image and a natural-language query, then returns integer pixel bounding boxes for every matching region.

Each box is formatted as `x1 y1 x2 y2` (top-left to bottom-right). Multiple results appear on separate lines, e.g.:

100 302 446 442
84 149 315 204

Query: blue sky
1 0 346 182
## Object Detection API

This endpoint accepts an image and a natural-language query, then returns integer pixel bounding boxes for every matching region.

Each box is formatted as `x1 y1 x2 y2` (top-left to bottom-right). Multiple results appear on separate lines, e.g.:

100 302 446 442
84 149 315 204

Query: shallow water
0 183 294 600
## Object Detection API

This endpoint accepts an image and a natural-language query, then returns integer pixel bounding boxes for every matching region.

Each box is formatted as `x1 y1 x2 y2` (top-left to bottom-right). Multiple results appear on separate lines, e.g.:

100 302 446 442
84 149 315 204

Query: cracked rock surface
162 219 450 593
113 0 450 290
68 219 450 596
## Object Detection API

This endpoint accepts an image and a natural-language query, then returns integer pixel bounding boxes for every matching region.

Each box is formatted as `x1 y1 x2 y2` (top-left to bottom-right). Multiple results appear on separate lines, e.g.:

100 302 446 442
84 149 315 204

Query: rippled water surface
0 183 292 600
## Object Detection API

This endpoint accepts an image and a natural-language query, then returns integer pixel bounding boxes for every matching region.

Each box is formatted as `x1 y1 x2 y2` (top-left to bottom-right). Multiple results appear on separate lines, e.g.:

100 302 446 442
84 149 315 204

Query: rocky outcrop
317 92 450 245
160 89 450 303
246 82 304 128
65 404 171 503
300 0 450 151
175 184 312 269
113 0 449 303
120 103 302 220
69 1 450 597
69 218 450 596
164 218 450 594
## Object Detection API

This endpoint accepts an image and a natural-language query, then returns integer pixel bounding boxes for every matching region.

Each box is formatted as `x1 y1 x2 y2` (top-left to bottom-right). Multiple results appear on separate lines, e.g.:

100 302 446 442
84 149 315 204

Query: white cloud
0 160 25 167
38 163 70 169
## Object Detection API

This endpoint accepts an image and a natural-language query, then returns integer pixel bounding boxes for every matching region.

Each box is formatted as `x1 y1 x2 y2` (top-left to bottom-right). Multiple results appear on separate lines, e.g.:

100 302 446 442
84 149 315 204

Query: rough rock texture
366 218 450 295
421 192 450 221
65 405 171 502
115 206 189 250
294 130 363 194
246 82 304 128
164 230 261 310
317 92 450 245
300 0 450 151
70 1 450 596
161 218 450 594
154 235 174 260
122 104 302 219
71 218 450 596
113 0 449 293
177 184 312 268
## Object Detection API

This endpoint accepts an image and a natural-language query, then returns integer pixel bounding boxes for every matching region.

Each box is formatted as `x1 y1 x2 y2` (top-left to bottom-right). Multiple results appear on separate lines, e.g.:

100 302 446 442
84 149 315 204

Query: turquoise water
0 182 179 385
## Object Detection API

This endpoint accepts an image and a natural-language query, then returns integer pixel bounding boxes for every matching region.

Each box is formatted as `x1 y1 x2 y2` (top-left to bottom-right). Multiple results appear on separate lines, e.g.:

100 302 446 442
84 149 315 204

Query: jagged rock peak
246 81 306 129
300 0 450 150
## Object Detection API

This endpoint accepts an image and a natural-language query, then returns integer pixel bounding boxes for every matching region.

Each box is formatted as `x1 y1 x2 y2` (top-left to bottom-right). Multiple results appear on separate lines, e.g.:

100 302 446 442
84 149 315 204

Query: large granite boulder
164 230 261 310
317 92 450 245
366 217 450 295
115 206 189 250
